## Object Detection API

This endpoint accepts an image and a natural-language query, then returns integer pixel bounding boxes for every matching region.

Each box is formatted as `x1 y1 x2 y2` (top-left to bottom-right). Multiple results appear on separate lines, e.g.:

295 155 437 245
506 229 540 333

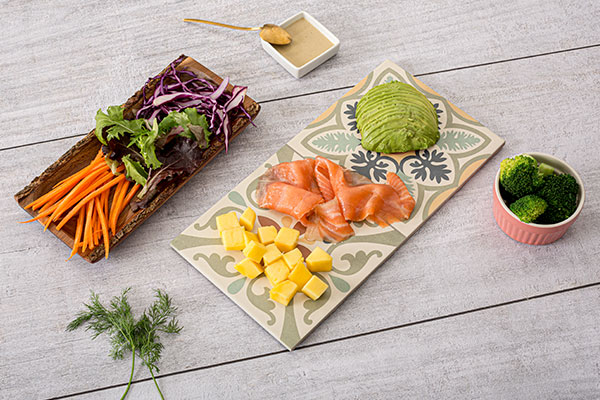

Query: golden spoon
183 18 292 45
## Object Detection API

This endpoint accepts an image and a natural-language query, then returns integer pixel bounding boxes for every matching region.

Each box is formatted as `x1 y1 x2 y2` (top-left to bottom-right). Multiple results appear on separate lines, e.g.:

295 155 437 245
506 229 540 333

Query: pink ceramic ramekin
493 152 585 245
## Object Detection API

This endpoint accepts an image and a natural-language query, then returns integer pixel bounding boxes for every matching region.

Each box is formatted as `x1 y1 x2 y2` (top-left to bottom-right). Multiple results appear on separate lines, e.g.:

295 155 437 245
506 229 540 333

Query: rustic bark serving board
14 55 260 263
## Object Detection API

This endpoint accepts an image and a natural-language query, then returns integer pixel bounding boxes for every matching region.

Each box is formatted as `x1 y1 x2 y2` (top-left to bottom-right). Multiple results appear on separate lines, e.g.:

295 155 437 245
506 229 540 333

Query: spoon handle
183 18 260 31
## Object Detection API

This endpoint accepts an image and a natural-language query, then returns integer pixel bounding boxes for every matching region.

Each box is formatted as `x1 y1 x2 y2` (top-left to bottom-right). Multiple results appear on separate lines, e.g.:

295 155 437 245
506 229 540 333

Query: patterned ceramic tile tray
171 60 505 349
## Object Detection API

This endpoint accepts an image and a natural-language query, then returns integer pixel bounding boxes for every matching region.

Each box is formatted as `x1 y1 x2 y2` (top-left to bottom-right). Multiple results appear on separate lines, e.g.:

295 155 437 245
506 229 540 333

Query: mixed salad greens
95 56 251 209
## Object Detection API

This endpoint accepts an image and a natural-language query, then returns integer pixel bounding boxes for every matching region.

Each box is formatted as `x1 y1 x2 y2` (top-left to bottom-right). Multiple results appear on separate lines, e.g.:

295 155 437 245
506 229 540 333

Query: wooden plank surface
1 0 599 149
77 286 600 400
1 45 599 399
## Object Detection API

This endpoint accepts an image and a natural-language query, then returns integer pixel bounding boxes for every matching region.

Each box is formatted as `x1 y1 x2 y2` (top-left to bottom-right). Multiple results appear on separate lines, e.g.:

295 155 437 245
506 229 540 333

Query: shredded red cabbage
136 56 253 151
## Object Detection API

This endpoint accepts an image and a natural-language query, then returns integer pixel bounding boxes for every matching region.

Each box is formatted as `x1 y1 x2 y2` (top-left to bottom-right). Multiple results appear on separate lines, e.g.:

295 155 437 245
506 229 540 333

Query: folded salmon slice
261 158 321 194
305 199 355 242
257 156 415 242
257 181 323 225
314 157 415 227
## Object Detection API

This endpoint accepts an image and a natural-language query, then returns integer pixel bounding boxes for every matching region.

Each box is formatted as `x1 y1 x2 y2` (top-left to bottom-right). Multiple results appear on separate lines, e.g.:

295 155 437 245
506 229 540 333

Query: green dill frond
67 287 182 400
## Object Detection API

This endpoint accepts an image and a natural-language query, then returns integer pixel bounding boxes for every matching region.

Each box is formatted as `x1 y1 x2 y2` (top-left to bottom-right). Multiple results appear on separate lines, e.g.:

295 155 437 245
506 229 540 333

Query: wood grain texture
77 286 600 400
1 47 599 399
1 0 599 149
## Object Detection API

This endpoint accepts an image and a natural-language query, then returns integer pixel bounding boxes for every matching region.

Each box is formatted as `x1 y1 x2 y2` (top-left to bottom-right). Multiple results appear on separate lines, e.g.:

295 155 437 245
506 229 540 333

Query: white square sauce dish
261 11 340 78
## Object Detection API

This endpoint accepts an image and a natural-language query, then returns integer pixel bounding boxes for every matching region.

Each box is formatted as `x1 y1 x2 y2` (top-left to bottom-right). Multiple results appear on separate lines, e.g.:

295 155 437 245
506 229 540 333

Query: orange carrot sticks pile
22 150 140 260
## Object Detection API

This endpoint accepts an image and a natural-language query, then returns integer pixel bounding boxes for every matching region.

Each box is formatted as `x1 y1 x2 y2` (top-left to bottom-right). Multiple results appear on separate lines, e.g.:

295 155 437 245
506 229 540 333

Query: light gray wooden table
1 1 599 399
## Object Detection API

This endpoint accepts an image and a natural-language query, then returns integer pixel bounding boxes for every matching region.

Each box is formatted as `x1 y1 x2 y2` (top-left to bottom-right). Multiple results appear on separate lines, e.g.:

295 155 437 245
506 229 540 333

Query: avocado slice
356 81 440 153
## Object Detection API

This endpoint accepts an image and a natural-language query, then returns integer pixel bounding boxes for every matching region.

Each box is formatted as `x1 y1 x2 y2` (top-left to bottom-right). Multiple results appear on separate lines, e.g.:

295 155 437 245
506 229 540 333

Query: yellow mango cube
270 280 298 306
243 231 259 246
239 207 256 231
306 247 332 272
262 243 283 265
221 227 245 251
288 261 312 288
216 211 240 233
235 258 264 279
258 226 278 245
274 227 300 252
282 248 304 270
302 275 328 301
242 240 267 263
264 259 289 286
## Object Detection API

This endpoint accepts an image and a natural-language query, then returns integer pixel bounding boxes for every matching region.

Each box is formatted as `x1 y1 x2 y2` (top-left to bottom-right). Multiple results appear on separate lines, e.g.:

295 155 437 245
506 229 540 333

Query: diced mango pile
217 209 332 306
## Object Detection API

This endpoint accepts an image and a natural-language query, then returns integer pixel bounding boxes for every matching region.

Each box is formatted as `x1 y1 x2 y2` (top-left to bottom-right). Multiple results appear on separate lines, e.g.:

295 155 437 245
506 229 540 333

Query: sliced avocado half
356 81 440 153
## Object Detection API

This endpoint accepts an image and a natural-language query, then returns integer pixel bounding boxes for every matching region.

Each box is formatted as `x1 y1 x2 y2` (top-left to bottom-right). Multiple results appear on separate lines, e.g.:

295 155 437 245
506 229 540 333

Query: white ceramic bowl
493 152 585 245
261 11 340 78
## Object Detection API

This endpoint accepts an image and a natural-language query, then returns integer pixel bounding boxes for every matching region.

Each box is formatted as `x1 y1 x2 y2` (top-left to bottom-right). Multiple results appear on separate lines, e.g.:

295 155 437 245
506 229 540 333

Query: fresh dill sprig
67 288 182 400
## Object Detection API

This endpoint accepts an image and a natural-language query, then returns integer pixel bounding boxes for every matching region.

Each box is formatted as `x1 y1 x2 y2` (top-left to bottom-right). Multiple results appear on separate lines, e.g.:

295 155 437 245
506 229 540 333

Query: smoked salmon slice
305 199 355 243
314 157 415 226
257 156 415 242
260 158 321 194
257 181 323 225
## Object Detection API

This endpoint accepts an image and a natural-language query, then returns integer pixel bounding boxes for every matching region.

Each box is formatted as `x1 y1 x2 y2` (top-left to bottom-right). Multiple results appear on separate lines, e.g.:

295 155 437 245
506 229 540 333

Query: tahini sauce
274 18 333 67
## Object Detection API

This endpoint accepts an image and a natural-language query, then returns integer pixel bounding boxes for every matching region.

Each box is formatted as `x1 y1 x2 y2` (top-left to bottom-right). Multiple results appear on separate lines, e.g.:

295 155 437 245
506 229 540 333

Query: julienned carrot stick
34 190 67 213
27 174 85 211
110 180 125 234
39 200 57 213
22 150 140 260
50 165 125 227
96 207 102 245
95 196 110 259
50 152 104 190
86 202 94 251
51 166 115 220
102 190 109 228
53 150 103 188
91 206 97 248
35 191 66 212
116 183 141 226
21 152 131 261
27 187 68 210
42 167 105 228
122 184 141 208
67 209 85 261
92 208 98 246
90 204 97 248
95 190 107 242
19 202 60 224
56 174 126 231
45 166 111 228
80 224 85 252
110 180 129 234
28 152 105 210
83 201 94 252
92 207 99 247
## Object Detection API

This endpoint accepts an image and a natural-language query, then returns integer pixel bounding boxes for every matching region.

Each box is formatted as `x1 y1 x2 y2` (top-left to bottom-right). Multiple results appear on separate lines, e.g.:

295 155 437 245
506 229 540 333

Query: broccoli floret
499 155 543 198
538 162 555 177
509 195 547 223
536 173 579 224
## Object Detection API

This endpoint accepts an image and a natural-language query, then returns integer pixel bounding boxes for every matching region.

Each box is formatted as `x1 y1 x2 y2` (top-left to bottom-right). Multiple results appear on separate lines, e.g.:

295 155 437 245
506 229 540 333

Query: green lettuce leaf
157 108 211 148
131 119 162 169
97 107 211 189
122 155 148 187
95 106 146 145
185 109 211 148
158 111 190 137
